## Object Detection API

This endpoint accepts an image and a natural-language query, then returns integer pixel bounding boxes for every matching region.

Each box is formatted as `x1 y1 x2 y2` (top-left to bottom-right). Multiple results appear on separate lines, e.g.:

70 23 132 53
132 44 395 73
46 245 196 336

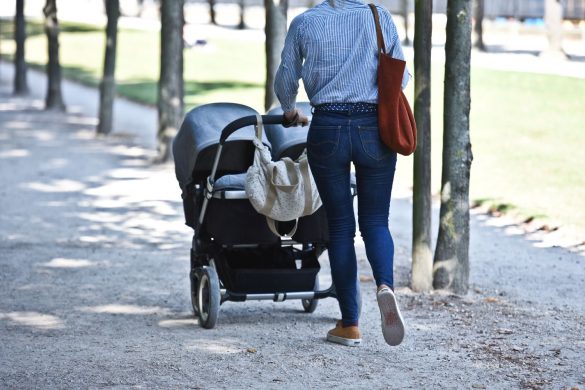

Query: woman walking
274 0 409 346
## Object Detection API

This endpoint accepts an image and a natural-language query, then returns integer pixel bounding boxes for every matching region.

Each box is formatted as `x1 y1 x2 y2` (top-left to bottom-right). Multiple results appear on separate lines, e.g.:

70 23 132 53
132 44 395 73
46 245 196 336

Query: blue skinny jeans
306 110 397 327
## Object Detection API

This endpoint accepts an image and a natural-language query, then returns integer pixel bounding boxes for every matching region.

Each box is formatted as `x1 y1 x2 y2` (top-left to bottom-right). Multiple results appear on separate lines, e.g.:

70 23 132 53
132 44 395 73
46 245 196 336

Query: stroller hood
173 103 270 195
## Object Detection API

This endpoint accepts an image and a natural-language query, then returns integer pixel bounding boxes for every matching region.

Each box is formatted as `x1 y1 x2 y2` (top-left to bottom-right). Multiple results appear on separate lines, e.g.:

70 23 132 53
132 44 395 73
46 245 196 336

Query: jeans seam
357 126 390 162
348 119 352 156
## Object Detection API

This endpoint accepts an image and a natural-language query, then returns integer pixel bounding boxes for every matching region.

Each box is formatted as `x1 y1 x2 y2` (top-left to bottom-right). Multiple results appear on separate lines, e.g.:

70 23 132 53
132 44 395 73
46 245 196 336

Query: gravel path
1 81 584 388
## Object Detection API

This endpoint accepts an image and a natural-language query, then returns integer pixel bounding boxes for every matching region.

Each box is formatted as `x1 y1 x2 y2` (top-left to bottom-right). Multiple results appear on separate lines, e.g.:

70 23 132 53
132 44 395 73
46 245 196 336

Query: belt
313 102 378 113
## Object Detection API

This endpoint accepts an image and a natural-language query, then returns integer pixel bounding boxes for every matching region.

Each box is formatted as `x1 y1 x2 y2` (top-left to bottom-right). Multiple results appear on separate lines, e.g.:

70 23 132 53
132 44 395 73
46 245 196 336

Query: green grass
1 20 584 236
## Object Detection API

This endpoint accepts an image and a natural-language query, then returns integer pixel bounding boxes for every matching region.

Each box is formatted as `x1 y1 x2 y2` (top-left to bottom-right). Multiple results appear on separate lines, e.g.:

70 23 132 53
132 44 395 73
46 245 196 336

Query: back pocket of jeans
307 125 341 159
358 126 391 161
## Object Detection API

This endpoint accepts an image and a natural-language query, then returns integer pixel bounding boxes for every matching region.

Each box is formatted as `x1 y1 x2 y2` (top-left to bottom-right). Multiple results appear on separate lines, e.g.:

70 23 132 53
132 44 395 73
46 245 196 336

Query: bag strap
255 114 263 139
368 4 386 55
266 217 299 238
299 152 314 216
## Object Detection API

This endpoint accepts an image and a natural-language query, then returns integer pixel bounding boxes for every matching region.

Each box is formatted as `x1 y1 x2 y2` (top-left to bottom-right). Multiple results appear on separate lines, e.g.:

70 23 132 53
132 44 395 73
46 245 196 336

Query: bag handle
368 4 386 55
266 217 299 238
269 157 300 192
255 114 263 139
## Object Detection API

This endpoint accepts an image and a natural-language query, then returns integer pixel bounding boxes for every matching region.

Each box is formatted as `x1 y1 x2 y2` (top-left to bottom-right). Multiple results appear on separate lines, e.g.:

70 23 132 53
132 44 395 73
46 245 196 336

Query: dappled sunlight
79 304 171 316
83 173 179 202
0 149 30 158
158 315 199 328
185 339 245 354
474 211 585 257
44 158 69 169
77 211 126 224
106 168 152 180
109 144 154 158
0 101 27 111
40 257 103 268
78 234 117 244
44 200 69 207
22 179 87 193
2 120 31 129
30 130 57 142
0 311 65 330
65 116 98 126
69 129 103 141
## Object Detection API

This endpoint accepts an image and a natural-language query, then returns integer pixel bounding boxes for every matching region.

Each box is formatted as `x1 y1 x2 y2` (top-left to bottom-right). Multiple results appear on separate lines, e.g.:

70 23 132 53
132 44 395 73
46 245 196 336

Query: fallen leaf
484 297 499 303
359 275 374 283
496 328 513 335
246 348 257 353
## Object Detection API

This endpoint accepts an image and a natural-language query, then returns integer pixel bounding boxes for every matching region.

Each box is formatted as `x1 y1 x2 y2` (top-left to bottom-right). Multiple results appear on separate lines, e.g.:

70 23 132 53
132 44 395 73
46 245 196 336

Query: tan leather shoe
326 321 362 347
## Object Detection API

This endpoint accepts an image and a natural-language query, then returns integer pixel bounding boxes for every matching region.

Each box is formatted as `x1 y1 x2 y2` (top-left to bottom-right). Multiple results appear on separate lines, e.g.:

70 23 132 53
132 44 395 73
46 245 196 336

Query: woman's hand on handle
283 108 309 128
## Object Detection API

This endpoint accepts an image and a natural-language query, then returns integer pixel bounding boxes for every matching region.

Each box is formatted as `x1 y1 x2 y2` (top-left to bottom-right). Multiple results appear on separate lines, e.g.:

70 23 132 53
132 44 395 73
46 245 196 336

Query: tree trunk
14 0 28 95
543 0 565 56
43 0 65 111
402 0 411 46
209 0 217 25
473 0 485 51
433 0 473 294
157 0 184 163
238 0 246 29
97 0 120 135
411 0 433 292
264 0 288 111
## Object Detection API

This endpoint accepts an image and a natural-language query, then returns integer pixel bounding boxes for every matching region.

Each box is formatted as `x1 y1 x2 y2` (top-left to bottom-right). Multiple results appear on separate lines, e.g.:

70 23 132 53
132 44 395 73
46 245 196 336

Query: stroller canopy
173 103 270 194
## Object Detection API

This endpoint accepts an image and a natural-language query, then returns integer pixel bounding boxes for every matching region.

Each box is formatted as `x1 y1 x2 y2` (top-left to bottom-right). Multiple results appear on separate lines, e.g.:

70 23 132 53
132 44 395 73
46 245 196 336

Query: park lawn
1 21 584 236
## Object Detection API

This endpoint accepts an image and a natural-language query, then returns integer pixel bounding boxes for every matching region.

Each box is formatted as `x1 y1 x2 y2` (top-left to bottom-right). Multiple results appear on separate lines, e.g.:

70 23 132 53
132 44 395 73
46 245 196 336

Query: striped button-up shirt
274 0 410 113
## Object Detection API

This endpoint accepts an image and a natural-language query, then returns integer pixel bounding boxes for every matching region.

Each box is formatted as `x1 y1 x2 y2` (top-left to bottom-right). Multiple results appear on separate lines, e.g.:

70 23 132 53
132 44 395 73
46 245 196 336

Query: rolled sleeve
274 15 304 113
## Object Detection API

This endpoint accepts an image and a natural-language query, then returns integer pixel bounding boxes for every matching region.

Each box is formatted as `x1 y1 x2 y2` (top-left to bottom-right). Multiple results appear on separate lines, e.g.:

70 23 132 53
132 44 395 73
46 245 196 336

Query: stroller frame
189 114 339 329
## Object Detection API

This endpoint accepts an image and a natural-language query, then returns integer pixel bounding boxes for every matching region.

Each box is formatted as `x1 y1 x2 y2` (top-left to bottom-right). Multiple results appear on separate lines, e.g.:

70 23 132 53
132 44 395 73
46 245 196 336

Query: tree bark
14 0 28 95
43 0 65 111
433 0 473 294
402 0 411 46
157 0 184 163
544 0 565 56
264 0 288 111
411 0 433 292
97 0 120 135
473 0 485 51
238 0 246 29
209 0 217 25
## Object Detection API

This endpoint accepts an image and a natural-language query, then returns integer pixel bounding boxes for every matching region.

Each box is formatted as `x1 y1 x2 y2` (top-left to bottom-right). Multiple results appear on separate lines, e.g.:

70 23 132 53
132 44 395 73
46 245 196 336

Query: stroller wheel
196 266 220 329
302 276 319 313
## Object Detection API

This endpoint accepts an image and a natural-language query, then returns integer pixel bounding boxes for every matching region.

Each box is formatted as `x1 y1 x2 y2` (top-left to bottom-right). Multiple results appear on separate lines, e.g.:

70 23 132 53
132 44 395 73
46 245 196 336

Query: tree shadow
0 18 102 41
117 79 262 106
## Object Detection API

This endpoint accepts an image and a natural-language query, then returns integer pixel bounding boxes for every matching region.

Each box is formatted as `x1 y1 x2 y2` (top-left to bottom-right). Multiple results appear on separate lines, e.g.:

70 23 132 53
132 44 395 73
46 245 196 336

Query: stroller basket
215 246 320 294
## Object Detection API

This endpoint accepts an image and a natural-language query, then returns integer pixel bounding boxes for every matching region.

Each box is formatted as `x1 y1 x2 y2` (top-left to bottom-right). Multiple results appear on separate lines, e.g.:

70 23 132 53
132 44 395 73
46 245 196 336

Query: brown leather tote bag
368 4 417 156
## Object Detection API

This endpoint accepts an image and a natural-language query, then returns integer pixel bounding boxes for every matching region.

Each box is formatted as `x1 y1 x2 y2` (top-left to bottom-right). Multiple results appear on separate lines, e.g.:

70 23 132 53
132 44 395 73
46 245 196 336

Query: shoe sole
377 289 405 346
326 333 362 347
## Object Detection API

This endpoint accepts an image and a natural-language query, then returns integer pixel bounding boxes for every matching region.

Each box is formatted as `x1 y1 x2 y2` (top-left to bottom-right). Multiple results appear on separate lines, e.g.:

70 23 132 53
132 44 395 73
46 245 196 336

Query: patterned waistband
313 102 378 113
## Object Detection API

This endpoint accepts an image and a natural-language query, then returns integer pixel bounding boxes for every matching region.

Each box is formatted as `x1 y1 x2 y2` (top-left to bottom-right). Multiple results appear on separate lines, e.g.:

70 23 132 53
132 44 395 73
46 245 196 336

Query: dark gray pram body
172 102 336 329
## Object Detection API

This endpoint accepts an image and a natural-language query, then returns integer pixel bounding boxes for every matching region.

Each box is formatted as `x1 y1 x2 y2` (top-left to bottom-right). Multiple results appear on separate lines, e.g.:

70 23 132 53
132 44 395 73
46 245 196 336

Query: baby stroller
173 102 355 329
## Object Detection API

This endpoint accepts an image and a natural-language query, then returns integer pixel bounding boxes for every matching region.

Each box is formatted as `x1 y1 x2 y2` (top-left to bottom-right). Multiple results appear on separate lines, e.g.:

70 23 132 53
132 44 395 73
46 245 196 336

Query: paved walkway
1 73 584 387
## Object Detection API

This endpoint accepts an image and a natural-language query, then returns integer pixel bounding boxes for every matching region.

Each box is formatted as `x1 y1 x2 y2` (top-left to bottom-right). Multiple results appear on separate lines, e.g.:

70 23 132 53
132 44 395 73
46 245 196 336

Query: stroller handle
219 114 285 145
